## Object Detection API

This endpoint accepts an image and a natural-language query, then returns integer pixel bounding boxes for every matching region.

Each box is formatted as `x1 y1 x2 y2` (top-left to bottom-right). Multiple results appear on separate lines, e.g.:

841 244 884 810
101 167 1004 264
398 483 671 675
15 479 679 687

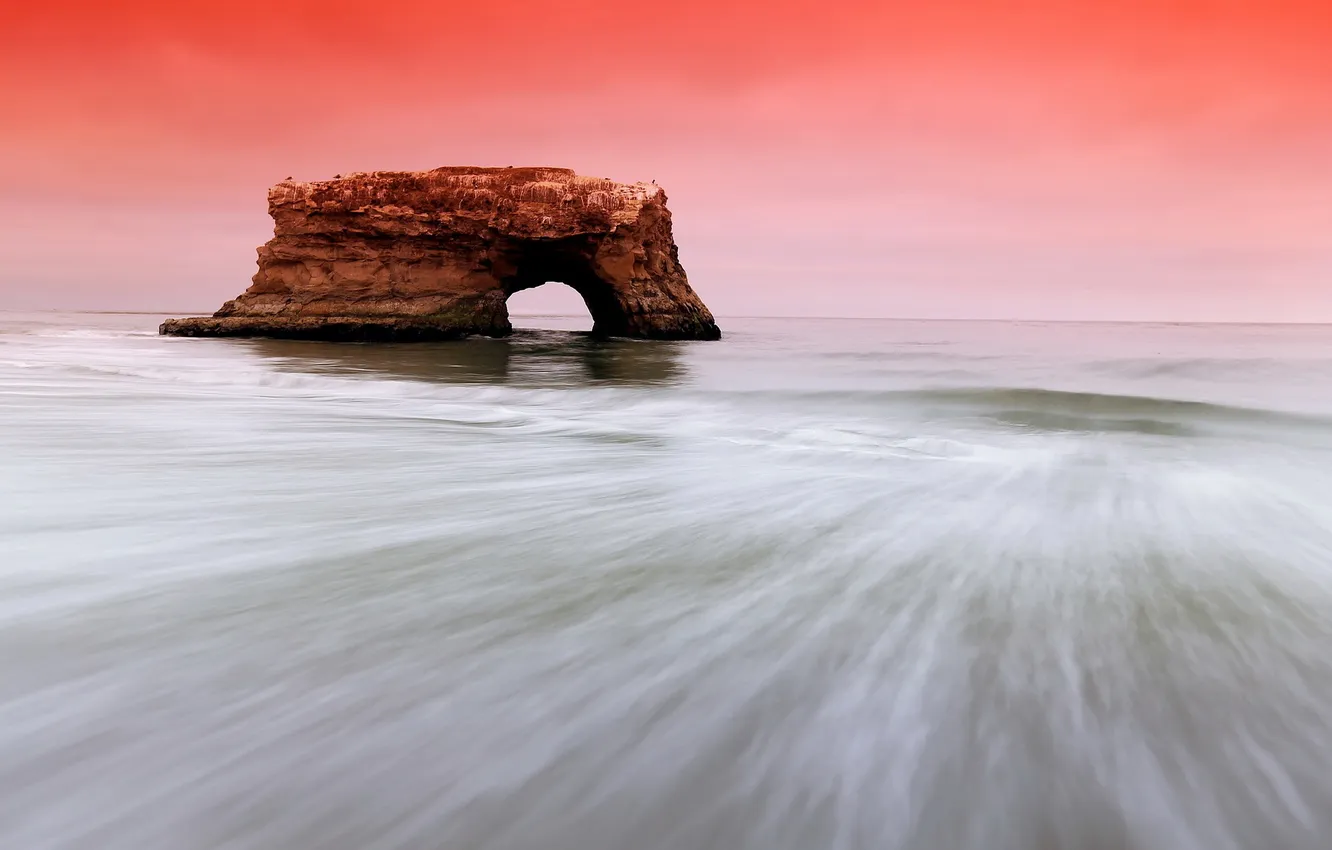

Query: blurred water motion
4 312 1332 849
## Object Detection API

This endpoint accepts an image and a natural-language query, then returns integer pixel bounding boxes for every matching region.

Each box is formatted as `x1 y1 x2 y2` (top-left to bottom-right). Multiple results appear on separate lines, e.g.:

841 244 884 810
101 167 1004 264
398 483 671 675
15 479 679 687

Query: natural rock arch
162 167 720 342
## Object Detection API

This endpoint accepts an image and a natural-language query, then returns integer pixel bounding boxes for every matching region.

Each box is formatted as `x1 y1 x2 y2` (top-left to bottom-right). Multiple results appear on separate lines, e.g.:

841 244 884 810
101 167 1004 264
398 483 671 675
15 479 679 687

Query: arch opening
493 236 631 337
505 283 594 332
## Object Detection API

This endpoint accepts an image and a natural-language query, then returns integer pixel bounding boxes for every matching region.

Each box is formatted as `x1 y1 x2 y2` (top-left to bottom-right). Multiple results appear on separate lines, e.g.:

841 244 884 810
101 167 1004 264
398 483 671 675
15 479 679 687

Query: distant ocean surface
5 310 1332 850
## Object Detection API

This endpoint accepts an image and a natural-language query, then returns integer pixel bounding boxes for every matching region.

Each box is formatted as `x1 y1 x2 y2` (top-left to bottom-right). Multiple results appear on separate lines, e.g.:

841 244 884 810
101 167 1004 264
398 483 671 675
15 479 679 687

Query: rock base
159 315 721 342
159 316 500 342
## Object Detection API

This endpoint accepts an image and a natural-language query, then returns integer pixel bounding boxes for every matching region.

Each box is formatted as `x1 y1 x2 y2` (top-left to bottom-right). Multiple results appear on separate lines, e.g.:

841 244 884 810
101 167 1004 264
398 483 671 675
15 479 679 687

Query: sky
2 0 1330 321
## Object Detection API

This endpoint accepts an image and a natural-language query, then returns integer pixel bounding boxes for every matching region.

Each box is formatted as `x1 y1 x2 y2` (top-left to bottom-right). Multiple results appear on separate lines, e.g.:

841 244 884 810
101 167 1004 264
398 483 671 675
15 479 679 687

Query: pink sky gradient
3 0 1330 320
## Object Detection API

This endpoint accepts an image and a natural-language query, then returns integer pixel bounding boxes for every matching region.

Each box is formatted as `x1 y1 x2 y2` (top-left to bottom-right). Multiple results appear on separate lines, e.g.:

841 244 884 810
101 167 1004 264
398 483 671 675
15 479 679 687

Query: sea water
4 311 1332 849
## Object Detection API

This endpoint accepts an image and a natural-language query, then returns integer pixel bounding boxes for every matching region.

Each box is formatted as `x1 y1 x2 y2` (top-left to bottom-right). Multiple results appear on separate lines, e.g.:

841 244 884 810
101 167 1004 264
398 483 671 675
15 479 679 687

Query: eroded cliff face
160 167 720 341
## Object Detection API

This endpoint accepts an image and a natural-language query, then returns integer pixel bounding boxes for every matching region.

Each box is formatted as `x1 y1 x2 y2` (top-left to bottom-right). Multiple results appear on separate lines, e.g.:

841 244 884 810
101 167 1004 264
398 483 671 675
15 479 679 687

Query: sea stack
161 167 720 341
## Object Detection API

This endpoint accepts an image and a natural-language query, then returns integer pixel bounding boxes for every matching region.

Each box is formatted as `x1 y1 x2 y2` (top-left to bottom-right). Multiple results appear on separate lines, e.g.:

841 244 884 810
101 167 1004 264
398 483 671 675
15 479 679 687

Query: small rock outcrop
160 167 720 341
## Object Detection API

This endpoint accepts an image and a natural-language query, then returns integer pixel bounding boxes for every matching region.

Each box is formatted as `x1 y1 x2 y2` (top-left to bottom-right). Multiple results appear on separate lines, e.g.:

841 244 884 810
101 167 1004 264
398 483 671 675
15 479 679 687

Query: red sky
3 0 1330 320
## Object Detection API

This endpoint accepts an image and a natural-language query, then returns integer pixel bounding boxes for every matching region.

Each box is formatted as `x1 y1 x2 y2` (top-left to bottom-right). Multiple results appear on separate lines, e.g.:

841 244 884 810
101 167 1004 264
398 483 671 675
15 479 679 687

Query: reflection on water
238 330 687 387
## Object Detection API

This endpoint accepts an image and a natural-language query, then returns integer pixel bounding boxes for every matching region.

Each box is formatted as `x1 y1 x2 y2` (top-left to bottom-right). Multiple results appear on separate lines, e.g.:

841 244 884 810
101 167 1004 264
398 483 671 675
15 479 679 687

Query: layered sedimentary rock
161 167 720 341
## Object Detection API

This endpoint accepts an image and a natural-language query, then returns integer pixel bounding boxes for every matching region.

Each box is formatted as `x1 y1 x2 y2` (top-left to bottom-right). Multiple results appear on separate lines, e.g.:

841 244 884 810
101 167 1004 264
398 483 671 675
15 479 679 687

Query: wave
719 386 1332 438
908 385 1314 417
904 386 1332 438
1083 355 1332 380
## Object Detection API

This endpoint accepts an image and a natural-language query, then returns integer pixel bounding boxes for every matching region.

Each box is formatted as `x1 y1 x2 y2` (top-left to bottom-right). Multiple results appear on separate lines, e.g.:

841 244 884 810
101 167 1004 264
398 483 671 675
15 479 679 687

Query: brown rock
161 167 721 341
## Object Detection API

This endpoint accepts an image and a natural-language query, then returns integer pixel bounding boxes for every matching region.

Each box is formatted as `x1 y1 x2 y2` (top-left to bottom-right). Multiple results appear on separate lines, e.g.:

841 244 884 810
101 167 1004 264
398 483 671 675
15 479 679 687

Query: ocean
4 311 1332 849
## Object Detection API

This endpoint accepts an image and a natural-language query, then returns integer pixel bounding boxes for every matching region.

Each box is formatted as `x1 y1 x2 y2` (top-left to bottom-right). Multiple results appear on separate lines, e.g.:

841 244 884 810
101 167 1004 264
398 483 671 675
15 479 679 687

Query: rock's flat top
267 167 666 238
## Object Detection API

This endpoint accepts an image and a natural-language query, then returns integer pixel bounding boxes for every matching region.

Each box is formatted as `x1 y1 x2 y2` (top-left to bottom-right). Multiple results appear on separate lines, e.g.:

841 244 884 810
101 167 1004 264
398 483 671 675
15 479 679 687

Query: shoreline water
4 311 1332 849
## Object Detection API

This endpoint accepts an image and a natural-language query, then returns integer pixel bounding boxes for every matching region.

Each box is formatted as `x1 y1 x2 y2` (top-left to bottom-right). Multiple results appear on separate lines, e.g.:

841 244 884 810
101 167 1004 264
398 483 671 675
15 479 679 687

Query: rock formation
160 167 720 341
